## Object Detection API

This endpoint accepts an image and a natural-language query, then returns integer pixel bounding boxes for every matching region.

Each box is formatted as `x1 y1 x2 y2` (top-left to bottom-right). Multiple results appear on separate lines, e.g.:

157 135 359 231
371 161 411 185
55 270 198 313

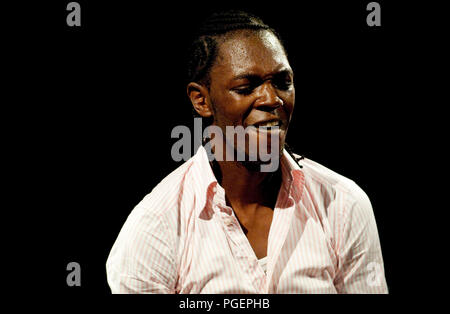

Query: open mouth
251 120 282 129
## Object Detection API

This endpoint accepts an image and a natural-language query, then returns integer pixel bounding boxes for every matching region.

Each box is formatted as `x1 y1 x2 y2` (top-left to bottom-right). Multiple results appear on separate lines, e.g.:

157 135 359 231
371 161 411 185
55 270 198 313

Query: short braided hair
186 10 284 87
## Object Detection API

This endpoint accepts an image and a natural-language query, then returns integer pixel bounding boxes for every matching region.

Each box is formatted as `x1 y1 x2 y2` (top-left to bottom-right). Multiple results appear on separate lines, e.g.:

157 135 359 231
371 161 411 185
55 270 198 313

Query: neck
212 159 282 209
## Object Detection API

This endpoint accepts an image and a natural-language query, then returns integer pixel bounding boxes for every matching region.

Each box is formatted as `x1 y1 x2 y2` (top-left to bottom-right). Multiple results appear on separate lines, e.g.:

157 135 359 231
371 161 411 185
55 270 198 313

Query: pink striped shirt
106 146 388 293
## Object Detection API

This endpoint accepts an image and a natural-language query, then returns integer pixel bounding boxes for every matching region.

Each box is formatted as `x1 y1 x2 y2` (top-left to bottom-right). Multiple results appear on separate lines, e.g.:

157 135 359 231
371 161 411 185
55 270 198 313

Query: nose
254 81 283 110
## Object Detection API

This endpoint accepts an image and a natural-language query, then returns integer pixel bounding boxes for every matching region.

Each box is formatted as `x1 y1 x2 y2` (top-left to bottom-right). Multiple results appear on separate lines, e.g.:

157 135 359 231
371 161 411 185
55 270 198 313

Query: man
106 10 388 293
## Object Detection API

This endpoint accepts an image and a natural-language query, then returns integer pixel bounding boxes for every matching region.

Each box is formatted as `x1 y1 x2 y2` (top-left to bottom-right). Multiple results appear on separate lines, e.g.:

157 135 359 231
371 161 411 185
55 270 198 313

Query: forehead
212 30 291 79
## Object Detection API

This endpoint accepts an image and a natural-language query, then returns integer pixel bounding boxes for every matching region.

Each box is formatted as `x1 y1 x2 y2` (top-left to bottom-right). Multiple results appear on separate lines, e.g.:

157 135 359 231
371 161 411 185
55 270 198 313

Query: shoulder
114 157 198 247
136 158 196 217
107 158 198 270
297 154 373 213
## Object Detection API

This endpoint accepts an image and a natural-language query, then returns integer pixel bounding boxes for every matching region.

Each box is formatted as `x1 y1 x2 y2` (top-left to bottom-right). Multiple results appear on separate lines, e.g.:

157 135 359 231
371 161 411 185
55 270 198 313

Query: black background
5 0 445 302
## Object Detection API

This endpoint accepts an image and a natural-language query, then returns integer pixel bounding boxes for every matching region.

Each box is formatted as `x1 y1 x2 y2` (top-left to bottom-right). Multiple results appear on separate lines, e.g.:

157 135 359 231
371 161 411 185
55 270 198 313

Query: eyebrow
232 68 293 81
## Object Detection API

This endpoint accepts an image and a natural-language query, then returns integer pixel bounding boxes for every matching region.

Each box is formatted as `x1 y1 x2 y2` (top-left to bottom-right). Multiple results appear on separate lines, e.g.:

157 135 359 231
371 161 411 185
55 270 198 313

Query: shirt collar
280 149 305 204
191 146 305 218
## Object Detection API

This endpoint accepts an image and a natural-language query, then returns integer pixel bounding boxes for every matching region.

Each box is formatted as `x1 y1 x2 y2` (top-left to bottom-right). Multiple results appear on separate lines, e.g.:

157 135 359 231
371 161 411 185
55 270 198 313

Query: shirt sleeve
334 184 388 294
106 207 178 294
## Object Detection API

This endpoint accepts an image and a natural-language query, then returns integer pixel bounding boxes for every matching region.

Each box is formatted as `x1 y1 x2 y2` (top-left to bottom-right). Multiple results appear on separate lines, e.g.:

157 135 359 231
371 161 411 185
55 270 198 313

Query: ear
187 82 213 118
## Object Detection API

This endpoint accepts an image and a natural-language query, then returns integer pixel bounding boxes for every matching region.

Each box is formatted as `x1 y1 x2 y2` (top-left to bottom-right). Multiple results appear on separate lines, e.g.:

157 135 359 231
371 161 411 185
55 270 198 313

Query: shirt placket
219 208 267 293
266 176 297 292
213 188 267 293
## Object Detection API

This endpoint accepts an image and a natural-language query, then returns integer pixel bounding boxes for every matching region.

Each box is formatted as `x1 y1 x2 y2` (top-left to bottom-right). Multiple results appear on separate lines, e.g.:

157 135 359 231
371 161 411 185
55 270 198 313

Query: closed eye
273 74 293 91
233 85 255 95
231 71 293 95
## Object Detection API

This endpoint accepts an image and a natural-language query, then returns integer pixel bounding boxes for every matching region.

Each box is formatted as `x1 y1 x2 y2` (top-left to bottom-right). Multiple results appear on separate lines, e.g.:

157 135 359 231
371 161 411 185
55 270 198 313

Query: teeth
258 121 280 128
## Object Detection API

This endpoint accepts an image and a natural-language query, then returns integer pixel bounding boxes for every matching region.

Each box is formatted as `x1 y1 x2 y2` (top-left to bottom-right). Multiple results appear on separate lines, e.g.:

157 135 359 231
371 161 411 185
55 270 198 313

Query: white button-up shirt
106 146 388 293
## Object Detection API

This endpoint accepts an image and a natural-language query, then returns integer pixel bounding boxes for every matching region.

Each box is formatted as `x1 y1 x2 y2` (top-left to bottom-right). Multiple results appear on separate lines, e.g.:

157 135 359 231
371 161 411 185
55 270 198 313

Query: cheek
283 92 295 116
214 93 253 125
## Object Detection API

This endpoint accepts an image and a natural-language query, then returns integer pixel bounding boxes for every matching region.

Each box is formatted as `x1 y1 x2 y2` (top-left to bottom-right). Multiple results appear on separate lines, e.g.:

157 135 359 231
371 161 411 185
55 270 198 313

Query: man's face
207 30 295 161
